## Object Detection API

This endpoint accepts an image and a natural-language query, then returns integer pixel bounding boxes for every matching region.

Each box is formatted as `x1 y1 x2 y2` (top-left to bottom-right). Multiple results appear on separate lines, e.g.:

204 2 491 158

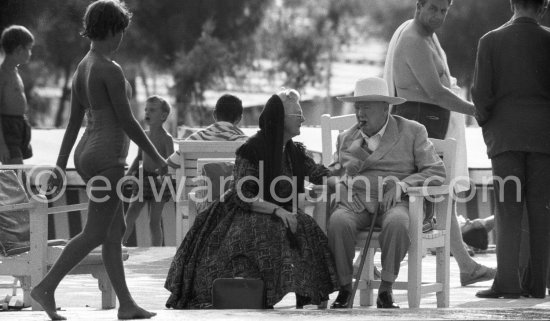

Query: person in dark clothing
472 0 550 299
164 89 338 309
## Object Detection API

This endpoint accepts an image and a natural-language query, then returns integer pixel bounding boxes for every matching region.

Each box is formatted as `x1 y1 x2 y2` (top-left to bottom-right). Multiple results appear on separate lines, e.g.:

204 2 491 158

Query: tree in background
1 0 271 127
173 22 229 126
3 0 549 128
168 0 272 125
441 0 550 90
440 0 511 91
40 0 89 127
257 0 366 93
363 0 549 91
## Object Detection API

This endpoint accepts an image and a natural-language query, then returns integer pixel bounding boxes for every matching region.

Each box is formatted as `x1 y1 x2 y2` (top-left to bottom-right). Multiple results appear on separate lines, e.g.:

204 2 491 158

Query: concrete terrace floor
2 247 550 321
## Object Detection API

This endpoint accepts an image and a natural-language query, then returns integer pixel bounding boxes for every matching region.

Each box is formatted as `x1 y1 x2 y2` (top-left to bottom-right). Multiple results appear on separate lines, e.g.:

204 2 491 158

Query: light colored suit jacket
329 115 446 214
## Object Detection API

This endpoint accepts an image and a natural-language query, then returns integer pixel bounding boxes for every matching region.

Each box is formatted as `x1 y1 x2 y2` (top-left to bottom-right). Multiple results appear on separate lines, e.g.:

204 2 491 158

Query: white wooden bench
0 197 129 310
0 166 128 310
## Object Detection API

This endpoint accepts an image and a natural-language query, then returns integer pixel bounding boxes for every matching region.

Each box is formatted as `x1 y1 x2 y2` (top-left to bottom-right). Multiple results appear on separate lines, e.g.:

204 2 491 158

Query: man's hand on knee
381 180 402 213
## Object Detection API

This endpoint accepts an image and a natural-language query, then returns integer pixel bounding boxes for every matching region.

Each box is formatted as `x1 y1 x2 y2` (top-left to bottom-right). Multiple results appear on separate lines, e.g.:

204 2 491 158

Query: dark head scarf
236 95 305 205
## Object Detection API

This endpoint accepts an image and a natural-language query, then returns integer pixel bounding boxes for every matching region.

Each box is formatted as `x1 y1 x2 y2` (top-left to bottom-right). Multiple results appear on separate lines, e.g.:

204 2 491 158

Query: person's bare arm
103 63 166 170
47 84 86 193
0 75 10 162
164 133 175 158
405 38 475 115
55 87 86 171
126 150 142 176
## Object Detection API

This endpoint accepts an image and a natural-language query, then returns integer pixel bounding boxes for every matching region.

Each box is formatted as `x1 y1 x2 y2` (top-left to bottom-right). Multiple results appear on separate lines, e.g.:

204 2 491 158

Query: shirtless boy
0 25 34 164
123 95 175 246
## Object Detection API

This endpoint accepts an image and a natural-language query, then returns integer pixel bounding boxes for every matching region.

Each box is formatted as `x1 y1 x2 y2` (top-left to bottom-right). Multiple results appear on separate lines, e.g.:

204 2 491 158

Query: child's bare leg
123 201 145 245
102 196 156 319
31 168 125 320
149 201 166 246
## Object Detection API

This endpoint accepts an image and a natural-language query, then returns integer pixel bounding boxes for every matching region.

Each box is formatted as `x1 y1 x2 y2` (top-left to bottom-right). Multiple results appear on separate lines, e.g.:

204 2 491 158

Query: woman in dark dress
165 89 338 309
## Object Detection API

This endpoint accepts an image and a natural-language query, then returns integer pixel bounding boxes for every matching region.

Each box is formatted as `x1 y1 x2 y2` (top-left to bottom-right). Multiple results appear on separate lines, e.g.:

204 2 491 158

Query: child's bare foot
30 286 66 320
117 304 156 320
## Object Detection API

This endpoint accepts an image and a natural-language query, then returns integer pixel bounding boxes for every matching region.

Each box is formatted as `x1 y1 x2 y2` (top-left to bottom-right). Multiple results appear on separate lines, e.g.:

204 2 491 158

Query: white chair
320 113 357 167
319 113 456 308
173 140 245 245
0 165 127 310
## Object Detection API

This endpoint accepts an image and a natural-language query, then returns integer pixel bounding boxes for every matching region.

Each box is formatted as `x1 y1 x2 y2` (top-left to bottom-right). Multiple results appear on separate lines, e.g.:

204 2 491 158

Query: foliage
362 0 550 89
360 0 413 42
173 22 230 125
39 0 90 127
0 0 44 32
130 0 270 69
440 0 512 88
257 0 367 92
4 0 549 128
442 1 550 88
168 0 271 125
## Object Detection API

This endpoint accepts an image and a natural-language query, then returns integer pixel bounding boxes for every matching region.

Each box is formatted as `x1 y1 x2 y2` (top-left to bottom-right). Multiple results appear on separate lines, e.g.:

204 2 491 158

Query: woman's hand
153 158 169 175
166 157 179 169
274 207 297 234
46 167 66 197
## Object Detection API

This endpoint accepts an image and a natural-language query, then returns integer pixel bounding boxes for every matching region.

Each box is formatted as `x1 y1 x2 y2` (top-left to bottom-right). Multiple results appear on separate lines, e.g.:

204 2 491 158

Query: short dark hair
0 25 34 55
418 0 453 6
81 0 132 40
511 0 546 10
214 94 243 123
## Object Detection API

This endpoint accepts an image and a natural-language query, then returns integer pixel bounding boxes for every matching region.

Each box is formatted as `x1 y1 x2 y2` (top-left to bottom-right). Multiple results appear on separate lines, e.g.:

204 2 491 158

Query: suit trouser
328 202 410 285
491 151 550 296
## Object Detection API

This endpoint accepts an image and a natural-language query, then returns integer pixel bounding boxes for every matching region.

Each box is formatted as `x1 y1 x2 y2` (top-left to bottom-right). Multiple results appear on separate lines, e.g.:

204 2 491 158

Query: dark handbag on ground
212 277 265 309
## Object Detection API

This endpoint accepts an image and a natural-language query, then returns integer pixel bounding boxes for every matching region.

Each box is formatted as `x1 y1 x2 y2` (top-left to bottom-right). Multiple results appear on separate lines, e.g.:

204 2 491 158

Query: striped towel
186 122 248 142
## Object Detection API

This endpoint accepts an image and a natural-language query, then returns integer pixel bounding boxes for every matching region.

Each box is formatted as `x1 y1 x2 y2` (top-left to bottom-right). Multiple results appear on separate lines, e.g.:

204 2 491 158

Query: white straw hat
337 77 406 105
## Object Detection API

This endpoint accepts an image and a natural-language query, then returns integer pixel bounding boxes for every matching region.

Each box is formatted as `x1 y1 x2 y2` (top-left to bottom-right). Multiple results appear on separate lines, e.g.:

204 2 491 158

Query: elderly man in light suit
328 77 446 309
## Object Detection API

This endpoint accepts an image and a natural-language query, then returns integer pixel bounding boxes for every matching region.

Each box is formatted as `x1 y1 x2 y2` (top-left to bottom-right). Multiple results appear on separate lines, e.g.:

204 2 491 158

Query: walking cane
347 209 380 309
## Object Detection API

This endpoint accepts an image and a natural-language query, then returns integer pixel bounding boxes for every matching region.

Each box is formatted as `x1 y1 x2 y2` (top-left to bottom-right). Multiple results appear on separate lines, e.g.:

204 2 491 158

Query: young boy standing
0 25 34 164
123 95 174 246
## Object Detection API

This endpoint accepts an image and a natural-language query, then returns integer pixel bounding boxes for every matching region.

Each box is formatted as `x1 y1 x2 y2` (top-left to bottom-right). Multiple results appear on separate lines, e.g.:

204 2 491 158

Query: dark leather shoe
330 289 351 309
376 291 399 308
475 288 520 299
520 290 545 299
295 294 310 309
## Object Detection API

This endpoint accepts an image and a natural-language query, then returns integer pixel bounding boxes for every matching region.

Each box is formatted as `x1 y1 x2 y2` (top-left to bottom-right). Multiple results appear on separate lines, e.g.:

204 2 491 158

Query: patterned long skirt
164 192 338 308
